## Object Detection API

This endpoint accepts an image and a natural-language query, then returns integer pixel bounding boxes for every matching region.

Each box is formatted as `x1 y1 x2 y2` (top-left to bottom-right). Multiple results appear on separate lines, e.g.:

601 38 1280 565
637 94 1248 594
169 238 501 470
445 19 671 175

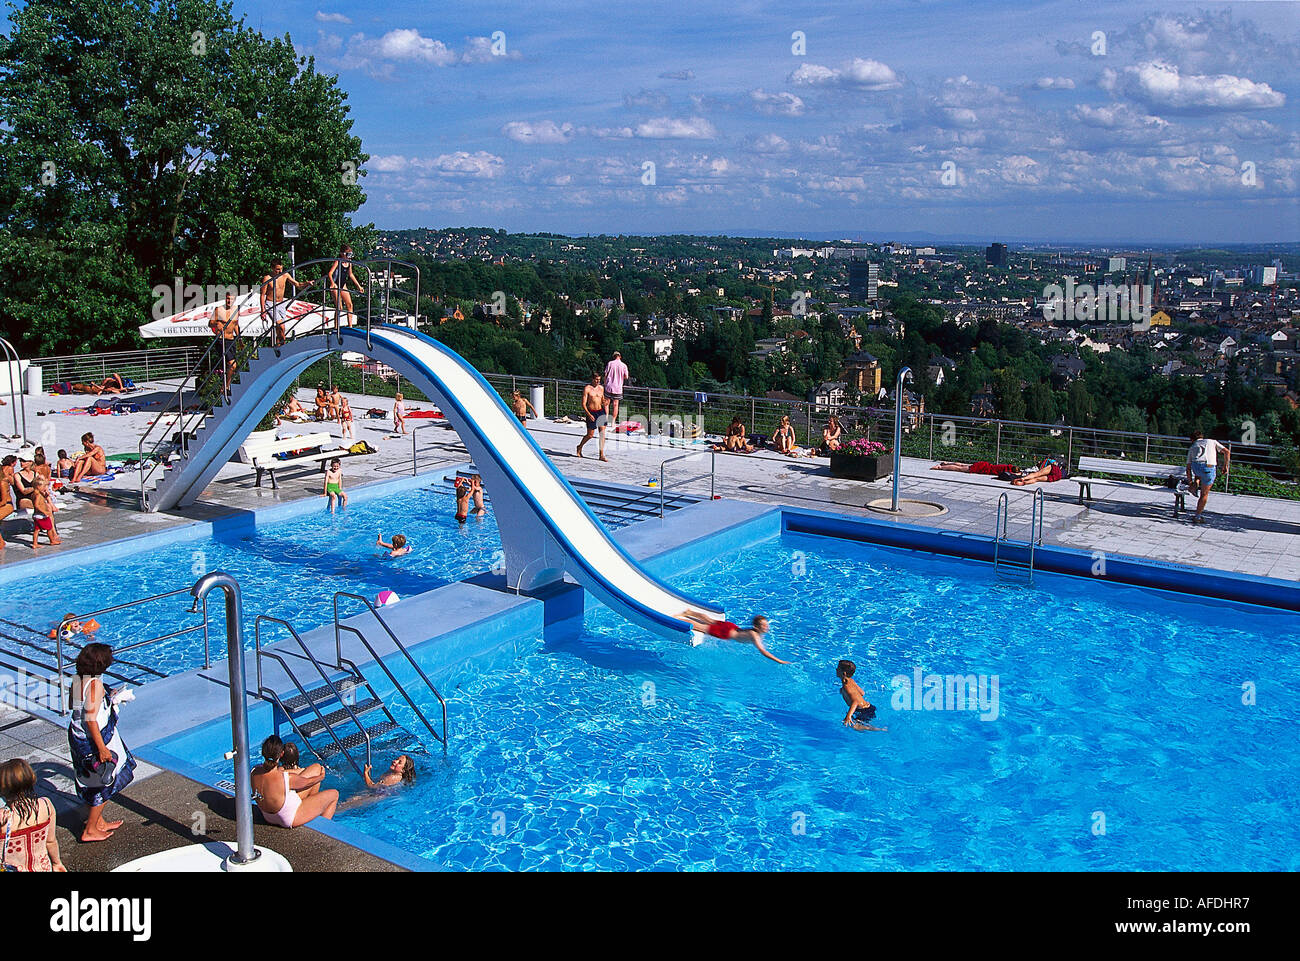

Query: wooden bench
237 429 356 490
1074 456 1186 514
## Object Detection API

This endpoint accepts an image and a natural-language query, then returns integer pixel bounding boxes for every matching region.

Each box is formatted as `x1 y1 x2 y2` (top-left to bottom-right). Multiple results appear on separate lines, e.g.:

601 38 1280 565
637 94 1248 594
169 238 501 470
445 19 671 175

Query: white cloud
659 69 695 81
790 58 901 90
421 151 504 178
633 116 717 139
369 154 410 172
747 133 790 154
750 89 805 116
315 10 351 24
352 29 457 66
1105 61 1284 111
502 120 575 145
1034 77 1075 90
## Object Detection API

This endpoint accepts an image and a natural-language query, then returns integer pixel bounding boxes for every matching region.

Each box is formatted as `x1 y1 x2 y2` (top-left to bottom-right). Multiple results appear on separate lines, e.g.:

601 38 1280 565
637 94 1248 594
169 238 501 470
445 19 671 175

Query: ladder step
278 676 360 714
297 698 384 738
315 720 401 758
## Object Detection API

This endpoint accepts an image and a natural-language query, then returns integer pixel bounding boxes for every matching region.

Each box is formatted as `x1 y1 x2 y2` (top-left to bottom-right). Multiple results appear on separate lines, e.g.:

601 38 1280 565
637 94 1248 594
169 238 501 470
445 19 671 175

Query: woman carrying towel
67 643 136 842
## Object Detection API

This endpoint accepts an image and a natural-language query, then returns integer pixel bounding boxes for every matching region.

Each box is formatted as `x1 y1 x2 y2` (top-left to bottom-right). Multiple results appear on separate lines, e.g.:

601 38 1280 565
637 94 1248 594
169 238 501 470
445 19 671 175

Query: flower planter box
829 452 892 481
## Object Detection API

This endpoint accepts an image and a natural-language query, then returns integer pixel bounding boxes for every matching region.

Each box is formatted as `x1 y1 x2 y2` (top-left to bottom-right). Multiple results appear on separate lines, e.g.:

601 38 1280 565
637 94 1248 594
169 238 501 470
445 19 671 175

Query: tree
0 0 371 353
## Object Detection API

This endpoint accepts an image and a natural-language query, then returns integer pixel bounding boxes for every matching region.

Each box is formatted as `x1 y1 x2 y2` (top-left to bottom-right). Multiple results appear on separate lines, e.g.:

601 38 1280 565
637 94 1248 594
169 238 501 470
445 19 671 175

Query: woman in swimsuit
323 459 347 512
772 416 799 457
314 385 331 420
718 416 755 453
0 456 16 550
822 416 843 453
0 759 66 871
250 736 337 828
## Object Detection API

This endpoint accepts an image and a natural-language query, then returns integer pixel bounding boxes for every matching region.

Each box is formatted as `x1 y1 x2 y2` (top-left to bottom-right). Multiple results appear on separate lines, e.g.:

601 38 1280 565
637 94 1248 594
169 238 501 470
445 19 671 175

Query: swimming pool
161 527 1300 871
0 482 502 677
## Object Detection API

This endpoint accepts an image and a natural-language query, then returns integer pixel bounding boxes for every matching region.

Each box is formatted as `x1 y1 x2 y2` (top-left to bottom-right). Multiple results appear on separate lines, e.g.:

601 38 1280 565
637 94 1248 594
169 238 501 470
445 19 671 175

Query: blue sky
243 0 1299 242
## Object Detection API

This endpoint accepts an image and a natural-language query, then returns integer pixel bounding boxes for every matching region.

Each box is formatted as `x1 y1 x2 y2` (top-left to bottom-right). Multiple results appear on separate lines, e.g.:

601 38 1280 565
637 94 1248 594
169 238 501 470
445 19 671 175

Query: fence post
1144 435 1150 462
144 353 150 383
995 422 1001 464
928 416 934 460
1066 428 1073 469
750 397 755 432
805 403 812 447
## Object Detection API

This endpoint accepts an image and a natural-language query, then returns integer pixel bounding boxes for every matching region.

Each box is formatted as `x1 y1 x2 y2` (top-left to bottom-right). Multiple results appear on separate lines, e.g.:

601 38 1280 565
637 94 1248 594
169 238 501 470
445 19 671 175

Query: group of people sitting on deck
0 433 109 550
249 734 417 829
714 414 847 459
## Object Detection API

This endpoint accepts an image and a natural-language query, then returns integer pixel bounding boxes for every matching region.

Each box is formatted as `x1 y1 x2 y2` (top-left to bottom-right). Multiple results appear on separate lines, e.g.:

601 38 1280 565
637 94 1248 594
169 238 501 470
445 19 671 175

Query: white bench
1074 456 1186 514
237 429 349 489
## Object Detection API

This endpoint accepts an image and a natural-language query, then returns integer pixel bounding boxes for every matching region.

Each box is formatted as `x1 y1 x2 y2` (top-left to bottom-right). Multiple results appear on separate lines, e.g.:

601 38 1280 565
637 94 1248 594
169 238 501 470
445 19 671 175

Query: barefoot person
679 611 789 664
323 458 347 513
1186 430 1230 525
67 643 136 842
576 373 607 461
30 476 61 549
70 432 107 483
837 659 887 732
1010 455 1063 486
326 245 363 331
0 455 15 550
602 350 629 425
209 291 240 397
250 735 337 828
260 260 307 345
510 389 538 426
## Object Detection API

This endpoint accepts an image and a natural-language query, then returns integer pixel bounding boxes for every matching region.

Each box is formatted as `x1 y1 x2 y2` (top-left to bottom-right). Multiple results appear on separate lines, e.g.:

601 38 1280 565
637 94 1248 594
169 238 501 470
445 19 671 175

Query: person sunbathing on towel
1011 456 1063 486
772 416 804 457
679 611 789 664
70 432 108 483
932 461 1022 475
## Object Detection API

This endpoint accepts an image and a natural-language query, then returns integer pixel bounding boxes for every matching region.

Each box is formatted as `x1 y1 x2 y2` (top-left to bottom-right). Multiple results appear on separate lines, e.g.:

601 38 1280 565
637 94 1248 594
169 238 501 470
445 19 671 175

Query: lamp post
282 223 300 272
891 366 912 512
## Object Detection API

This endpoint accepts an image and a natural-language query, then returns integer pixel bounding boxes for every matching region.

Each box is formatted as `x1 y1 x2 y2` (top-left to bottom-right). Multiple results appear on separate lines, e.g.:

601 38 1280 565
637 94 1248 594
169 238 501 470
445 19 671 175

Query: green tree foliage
0 0 371 353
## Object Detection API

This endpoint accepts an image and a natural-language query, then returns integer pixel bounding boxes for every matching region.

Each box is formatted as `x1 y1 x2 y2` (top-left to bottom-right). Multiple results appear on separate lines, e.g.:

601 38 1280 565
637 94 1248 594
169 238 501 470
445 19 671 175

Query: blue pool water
191 531 1300 871
0 485 501 676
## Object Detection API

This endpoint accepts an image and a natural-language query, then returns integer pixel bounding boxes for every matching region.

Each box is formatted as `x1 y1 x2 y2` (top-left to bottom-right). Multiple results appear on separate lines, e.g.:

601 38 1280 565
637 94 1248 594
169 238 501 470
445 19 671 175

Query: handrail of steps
135 257 421 511
332 592 448 757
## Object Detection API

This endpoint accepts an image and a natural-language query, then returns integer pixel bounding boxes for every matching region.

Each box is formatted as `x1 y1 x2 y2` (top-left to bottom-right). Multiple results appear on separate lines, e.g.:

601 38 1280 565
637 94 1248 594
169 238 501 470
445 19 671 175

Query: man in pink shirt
603 351 629 424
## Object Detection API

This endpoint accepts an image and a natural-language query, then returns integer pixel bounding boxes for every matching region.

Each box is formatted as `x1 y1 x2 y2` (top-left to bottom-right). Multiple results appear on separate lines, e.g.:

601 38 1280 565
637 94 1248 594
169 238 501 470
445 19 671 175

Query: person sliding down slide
679 611 789 664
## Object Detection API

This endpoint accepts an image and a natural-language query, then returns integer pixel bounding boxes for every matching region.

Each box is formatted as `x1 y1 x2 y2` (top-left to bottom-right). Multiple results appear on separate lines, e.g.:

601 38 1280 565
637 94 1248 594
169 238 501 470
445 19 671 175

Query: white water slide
368 326 722 639
150 324 723 641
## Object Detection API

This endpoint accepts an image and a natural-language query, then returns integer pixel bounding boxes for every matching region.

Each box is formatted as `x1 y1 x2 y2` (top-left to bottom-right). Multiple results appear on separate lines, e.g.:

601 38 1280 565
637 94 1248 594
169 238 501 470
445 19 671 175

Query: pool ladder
253 597 447 779
993 489 1044 582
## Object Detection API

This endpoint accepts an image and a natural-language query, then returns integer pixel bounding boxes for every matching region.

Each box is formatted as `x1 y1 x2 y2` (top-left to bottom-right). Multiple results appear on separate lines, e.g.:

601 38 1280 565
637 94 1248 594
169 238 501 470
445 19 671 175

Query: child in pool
377 533 411 558
454 477 470 523
837 659 887 732
323 458 347 512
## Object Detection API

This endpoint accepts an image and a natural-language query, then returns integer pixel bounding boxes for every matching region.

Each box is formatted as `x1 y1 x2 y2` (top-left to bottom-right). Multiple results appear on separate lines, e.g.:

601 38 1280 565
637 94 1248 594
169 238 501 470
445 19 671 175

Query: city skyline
248 3 1293 241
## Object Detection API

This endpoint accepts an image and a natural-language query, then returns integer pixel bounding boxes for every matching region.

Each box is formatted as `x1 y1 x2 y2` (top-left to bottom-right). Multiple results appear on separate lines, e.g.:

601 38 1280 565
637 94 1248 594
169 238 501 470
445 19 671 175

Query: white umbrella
139 292 356 339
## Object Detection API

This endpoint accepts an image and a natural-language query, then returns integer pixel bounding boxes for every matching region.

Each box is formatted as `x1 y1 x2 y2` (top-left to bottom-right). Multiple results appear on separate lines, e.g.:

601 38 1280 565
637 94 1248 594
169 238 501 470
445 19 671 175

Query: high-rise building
1108 256 1127 273
985 243 1008 267
848 261 879 300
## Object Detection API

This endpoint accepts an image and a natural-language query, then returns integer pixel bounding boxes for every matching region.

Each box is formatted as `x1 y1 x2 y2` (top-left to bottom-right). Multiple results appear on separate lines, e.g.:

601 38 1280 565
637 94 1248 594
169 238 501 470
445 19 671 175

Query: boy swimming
837 659 887 732
377 533 411 558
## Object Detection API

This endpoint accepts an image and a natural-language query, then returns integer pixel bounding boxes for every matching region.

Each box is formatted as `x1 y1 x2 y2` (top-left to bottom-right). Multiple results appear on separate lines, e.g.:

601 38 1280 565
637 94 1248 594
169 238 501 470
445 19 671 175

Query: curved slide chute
150 325 721 641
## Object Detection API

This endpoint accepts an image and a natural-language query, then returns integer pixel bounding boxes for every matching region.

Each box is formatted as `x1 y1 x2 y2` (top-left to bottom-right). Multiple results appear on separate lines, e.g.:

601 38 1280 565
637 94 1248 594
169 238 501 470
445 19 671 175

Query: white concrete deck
2 381 1298 581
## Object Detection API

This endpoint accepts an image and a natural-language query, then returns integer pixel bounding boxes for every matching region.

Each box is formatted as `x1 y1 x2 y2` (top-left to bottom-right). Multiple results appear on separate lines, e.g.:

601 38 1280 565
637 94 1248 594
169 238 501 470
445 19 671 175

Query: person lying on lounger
1011 456 1064 486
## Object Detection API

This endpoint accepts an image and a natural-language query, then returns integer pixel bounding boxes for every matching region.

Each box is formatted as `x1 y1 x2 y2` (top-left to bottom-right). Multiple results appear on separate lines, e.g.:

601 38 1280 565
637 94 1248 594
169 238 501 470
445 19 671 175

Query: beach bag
81 750 119 790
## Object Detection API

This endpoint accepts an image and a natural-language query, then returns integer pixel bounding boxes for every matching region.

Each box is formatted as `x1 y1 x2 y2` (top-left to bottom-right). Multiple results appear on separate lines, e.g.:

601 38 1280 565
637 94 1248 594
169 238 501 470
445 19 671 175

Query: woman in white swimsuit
250 736 337 828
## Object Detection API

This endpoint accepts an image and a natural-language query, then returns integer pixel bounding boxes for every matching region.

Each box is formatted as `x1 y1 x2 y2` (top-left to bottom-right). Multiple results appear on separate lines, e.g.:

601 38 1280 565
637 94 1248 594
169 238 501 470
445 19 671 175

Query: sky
239 0 1300 243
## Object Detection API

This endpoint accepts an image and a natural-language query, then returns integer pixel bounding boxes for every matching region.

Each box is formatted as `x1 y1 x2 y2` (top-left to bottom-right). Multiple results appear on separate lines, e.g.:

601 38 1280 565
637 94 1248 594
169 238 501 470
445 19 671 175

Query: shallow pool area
160 527 1300 871
0 482 502 677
